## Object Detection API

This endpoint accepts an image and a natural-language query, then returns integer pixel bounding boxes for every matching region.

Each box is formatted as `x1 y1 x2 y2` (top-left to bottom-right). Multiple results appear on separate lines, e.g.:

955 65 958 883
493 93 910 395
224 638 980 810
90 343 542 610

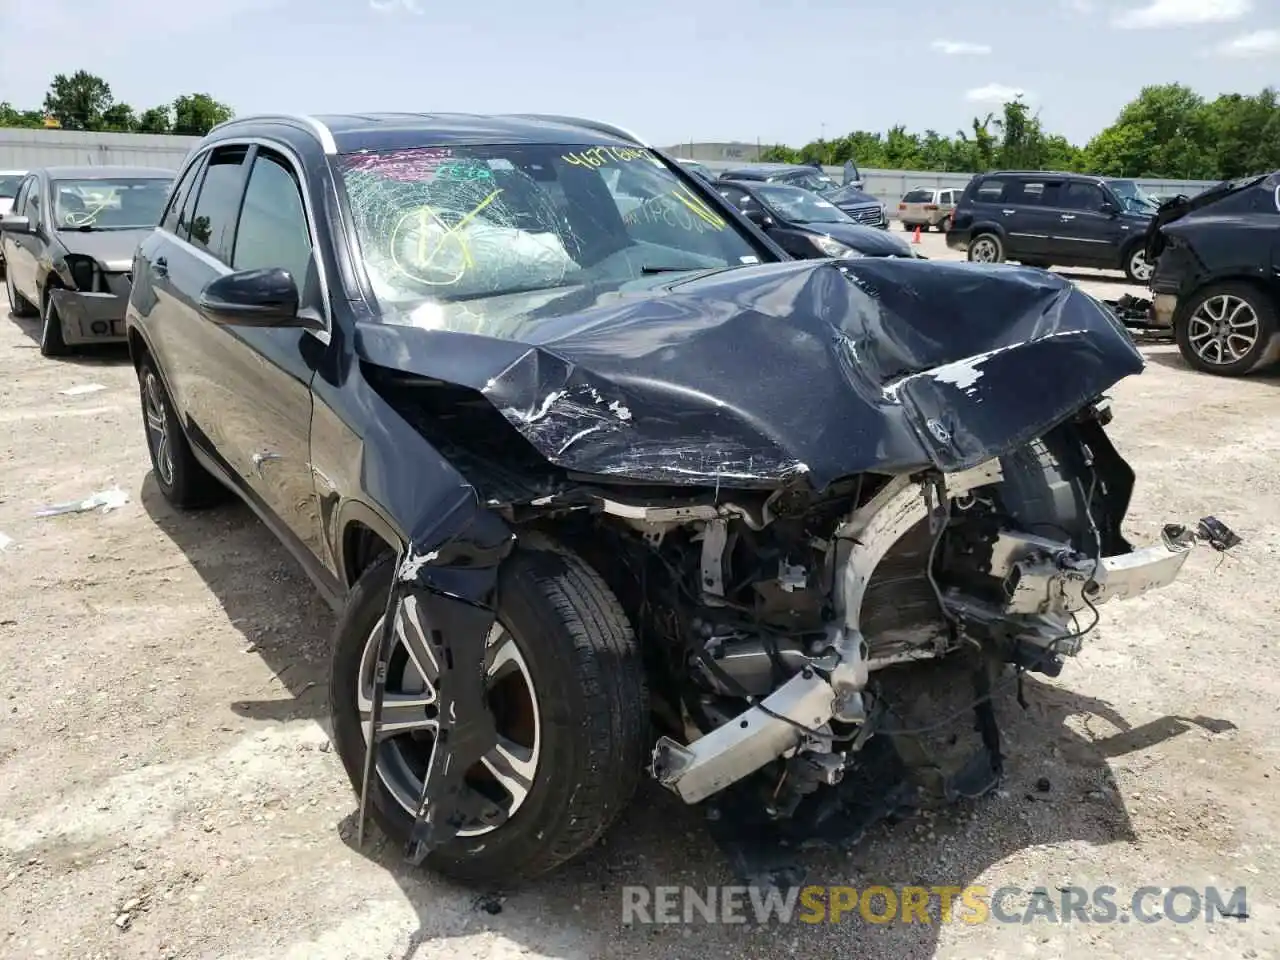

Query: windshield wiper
640 265 707 274
64 223 99 232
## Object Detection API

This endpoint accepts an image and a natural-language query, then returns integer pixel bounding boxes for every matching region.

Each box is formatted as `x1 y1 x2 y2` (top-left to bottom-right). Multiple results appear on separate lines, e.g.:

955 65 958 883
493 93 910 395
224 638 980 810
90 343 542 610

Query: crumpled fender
356 481 517 861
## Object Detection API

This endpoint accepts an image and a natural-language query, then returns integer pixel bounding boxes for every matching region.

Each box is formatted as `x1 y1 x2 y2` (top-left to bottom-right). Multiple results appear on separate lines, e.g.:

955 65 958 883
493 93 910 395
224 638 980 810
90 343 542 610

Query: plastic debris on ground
34 486 130 518
60 384 107 397
0 533 12 551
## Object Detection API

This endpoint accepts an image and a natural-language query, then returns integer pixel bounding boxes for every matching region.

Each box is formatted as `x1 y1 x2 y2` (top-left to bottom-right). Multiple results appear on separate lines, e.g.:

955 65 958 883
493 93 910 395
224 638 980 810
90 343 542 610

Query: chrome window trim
160 136 333 345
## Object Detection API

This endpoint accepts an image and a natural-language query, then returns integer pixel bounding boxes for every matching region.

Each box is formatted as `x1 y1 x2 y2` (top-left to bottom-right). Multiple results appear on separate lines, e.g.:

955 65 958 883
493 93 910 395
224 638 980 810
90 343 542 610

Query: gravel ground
2 236 1278 959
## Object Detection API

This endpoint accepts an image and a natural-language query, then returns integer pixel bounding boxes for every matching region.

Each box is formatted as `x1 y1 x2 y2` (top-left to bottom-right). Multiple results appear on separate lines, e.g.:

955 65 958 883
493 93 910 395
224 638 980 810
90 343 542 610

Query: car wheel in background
1174 282 1280 377
967 233 1004 264
938 216 952 233
6 270 36 318
137 355 227 507
1123 244 1154 284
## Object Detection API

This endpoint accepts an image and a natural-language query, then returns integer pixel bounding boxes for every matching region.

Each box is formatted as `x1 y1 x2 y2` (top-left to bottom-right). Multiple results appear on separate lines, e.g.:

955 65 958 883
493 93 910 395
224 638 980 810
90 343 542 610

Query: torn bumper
650 458 1200 809
1151 293 1177 329
49 288 128 345
998 530 1191 618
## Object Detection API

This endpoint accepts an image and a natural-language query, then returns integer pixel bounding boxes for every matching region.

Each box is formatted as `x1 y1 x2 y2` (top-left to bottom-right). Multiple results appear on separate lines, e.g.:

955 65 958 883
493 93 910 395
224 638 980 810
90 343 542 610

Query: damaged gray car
1 165 173 356
123 112 1234 888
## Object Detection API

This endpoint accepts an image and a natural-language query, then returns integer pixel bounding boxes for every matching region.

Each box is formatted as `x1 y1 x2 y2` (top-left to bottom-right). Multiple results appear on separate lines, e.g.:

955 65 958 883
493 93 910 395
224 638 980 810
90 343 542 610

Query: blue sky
1 0 1276 148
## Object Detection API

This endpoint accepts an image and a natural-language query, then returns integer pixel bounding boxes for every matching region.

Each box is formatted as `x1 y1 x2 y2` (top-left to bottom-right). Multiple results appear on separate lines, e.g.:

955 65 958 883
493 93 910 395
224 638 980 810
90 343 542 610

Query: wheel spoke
394 594 441 691
359 690 438 738
481 735 536 806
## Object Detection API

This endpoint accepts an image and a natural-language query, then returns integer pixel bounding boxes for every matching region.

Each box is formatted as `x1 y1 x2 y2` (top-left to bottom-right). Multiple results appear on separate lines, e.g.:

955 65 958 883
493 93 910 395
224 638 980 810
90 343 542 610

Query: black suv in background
946 171 1159 282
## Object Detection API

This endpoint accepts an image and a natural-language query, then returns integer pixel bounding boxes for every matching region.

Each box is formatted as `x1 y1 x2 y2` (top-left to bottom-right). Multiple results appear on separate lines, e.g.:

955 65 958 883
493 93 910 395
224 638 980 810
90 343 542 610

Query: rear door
899 189 932 224
1001 178 1062 260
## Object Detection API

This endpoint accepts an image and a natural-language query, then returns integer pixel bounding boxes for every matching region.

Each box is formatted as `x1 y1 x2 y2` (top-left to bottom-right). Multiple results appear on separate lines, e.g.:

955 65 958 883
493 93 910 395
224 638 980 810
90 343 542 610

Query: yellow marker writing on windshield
671 183 726 230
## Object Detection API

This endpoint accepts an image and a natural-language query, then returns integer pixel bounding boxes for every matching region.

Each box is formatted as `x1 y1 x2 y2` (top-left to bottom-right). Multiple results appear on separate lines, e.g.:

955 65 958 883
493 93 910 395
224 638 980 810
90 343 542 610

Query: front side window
232 150 313 290
0 174 22 201
187 147 248 261
50 176 173 230
335 143 765 325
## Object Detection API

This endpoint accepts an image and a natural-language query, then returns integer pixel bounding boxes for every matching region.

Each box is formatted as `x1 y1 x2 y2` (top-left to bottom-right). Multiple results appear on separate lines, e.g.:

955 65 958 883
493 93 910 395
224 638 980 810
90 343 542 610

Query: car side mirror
198 267 321 329
0 214 32 234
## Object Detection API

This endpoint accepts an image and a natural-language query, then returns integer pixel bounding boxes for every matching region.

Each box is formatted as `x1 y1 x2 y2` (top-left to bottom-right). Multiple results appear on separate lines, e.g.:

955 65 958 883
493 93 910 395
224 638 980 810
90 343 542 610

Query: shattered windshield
785 171 839 196
335 143 765 320
757 184 849 224
1106 179 1159 213
52 177 172 230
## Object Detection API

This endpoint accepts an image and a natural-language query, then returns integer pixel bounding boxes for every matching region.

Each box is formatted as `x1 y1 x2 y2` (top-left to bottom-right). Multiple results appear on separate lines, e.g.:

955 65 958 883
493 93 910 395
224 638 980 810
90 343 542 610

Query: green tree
0 102 46 128
43 70 114 130
136 105 173 134
100 103 137 132
172 93 234 136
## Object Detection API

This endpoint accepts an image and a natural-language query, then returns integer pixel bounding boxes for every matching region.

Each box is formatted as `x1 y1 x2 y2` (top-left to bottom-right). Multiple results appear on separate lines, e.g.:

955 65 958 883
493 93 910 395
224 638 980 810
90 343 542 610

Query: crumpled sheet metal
356 257 1144 491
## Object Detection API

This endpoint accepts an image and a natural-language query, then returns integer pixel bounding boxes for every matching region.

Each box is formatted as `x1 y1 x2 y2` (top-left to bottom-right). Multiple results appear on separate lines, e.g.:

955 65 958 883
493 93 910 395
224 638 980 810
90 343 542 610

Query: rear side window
161 157 204 234
187 146 249 262
974 178 1005 202
1007 181 1048 205
232 149 313 290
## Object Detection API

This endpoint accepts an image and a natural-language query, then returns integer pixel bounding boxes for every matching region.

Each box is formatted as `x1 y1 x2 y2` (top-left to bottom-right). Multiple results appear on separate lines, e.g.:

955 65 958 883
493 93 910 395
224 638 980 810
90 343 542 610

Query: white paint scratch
398 547 440 582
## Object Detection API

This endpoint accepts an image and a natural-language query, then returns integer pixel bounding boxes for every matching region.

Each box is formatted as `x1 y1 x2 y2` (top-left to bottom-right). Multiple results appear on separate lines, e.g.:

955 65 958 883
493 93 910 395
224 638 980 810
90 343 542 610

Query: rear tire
136 355 227 507
1122 243 1154 284
967 232 1004 264
5 270 36 318
1174 281 1280 377
330 538 649 886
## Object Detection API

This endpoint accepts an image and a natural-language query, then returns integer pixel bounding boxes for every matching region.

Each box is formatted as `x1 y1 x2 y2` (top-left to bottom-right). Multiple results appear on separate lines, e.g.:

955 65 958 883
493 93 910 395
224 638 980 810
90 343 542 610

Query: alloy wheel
1187 294 1259 366
143 371 176 487
358 598 542 837
1128 249 1154 283
969 237 998 262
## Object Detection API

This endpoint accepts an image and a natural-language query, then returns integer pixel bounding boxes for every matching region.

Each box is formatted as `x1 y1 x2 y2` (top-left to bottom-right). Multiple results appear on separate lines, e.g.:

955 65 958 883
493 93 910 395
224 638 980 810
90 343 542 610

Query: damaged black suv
125 112 1209 886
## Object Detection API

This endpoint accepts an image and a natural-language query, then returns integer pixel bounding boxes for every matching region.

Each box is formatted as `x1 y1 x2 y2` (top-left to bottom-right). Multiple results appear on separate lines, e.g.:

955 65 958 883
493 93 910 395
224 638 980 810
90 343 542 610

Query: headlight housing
811 234 862 258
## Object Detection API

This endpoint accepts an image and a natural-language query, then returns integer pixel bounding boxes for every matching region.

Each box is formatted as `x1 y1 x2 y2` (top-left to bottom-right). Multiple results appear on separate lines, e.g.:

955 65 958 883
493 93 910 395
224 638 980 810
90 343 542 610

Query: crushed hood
355 258 1144 491
56 228 151 272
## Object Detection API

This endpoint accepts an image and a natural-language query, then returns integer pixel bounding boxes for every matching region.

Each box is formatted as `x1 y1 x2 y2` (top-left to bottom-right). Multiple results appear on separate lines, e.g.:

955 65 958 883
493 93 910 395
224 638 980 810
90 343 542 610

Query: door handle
1001 209 1016 215
153 256 168 277
1060 214 1075 220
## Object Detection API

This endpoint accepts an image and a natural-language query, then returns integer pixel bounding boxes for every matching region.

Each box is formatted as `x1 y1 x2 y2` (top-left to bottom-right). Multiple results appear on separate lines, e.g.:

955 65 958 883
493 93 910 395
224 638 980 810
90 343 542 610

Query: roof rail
206 113 337 154
505 114 648 147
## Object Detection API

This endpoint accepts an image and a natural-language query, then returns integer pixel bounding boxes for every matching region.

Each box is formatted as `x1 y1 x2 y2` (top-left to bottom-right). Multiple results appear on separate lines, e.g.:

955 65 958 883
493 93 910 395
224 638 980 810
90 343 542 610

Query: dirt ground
2 234 1278 960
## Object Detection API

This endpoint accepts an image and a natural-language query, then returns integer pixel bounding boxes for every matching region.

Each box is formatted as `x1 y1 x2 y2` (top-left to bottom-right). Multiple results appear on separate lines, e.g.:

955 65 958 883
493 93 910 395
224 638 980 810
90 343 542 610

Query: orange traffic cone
912 225 922 244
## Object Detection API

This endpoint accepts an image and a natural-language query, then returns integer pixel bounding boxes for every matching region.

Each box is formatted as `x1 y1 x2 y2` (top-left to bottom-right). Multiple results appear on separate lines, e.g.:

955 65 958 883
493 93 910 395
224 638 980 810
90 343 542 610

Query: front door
5 176 43 303
1051 181 1126 267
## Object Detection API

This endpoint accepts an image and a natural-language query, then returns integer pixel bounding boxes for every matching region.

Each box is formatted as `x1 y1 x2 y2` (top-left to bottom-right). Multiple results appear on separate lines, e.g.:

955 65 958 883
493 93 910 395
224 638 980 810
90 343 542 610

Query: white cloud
931 39 992 55
1063 0 1096 12
965 84 1030 105
1112 0 1251 29
369 0 422 10
1210 27 1280 56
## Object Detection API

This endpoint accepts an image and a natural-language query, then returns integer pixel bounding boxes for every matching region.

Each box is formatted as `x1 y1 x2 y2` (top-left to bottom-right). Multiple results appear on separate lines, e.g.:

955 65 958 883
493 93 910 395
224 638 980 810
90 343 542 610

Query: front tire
1174 282 1279 377
330 540 649 886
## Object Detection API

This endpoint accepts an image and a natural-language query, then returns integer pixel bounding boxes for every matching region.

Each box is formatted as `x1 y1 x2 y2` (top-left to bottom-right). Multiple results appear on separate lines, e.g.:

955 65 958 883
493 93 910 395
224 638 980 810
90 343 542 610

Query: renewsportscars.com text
621 884 1250 926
